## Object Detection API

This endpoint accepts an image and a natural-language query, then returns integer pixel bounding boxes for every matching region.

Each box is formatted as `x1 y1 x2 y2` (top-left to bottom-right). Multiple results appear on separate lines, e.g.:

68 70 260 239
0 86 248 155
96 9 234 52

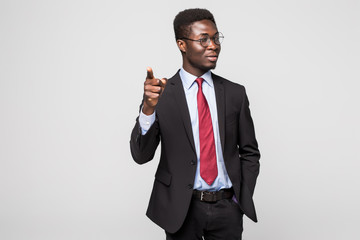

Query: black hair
173 8 216 40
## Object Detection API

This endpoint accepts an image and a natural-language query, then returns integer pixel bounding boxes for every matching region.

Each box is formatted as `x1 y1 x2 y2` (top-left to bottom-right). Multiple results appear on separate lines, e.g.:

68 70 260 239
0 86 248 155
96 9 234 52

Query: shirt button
187 184 193 189
146 121 150 125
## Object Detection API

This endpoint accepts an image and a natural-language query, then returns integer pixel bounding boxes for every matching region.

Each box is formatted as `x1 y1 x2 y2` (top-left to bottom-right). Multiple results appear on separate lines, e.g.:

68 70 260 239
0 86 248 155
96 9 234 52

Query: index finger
146 67 154 79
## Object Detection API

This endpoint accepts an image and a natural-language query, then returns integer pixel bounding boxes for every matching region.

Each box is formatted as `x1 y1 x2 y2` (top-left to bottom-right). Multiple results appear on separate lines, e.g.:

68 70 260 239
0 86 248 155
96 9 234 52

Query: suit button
190 160 196 165
187 184 193 189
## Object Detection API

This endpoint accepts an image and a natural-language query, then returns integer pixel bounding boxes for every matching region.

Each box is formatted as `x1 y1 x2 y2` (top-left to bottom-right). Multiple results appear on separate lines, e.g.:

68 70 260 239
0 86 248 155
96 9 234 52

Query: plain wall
1 0 359 239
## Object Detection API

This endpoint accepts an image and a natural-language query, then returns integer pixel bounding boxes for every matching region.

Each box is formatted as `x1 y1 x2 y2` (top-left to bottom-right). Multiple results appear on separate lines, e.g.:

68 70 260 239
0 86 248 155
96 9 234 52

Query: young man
130 8 260 240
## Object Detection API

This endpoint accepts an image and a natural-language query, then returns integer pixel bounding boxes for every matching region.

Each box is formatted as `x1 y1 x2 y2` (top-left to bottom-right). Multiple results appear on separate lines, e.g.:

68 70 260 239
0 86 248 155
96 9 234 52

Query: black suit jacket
130 71 260 233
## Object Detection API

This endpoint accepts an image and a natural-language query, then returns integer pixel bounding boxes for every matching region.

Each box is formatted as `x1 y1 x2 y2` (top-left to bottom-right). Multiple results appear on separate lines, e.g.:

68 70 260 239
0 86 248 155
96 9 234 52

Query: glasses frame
179 32 224 47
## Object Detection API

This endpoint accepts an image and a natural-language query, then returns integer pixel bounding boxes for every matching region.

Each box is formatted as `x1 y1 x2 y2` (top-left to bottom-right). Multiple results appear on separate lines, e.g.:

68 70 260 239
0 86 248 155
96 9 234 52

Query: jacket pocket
155 168 172 186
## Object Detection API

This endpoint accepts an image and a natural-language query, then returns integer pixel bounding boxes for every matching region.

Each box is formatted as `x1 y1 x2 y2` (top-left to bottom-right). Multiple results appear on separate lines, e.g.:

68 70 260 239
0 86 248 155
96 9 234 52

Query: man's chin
202 61 217 70
208 62 217 70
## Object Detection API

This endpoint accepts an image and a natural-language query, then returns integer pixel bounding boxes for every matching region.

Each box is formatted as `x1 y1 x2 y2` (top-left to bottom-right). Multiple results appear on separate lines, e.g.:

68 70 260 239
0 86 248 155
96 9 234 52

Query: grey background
1 0 359 239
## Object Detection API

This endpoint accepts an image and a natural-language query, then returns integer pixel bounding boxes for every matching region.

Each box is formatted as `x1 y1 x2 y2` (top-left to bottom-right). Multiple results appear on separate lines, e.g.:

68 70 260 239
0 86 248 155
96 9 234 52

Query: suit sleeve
130 104 160 165
238 86 260 196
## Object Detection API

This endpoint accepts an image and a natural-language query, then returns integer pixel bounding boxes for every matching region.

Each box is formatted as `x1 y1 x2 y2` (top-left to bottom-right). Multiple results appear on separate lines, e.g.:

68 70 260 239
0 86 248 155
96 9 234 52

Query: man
130 8 260 240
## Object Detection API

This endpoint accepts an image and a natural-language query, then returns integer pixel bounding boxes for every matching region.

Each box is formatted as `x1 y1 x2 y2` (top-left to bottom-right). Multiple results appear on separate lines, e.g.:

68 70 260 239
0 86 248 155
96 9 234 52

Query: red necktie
195 78 218 185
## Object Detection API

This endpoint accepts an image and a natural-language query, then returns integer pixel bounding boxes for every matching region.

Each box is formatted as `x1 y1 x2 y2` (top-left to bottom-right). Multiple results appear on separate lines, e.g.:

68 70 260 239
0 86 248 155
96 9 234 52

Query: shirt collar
179 68 214 90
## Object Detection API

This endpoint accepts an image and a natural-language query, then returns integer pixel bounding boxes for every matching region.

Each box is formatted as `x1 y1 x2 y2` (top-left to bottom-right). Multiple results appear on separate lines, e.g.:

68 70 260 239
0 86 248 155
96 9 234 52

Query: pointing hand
142 67 167 115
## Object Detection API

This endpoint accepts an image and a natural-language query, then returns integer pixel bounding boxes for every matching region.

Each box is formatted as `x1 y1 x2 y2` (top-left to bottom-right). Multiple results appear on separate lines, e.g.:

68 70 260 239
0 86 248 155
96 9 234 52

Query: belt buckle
200 191 205 201
200 191 216 202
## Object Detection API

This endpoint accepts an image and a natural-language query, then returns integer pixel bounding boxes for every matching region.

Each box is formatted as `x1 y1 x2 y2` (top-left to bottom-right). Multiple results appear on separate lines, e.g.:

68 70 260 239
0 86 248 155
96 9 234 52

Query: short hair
173 8 216 40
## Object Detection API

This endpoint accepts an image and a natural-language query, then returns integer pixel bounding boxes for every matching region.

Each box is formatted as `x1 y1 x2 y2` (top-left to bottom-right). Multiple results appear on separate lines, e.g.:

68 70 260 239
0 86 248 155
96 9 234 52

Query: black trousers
166 196 243 240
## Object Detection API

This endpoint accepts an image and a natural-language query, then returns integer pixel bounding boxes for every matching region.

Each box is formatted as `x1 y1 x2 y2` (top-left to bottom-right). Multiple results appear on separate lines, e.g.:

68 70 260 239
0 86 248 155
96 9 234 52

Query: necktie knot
195 77 204 87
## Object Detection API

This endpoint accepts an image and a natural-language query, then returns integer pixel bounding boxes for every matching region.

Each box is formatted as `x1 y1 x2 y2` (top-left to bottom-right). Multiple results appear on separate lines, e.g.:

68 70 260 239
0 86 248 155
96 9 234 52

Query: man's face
179 19 221 76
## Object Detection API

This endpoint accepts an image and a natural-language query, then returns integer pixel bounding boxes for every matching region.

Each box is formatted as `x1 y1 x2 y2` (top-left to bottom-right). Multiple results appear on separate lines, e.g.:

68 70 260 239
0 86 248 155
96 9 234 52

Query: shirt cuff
139 109 156 135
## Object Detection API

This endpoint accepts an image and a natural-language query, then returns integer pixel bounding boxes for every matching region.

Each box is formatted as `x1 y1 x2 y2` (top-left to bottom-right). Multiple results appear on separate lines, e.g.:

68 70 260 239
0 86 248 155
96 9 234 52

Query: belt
193 188 234 203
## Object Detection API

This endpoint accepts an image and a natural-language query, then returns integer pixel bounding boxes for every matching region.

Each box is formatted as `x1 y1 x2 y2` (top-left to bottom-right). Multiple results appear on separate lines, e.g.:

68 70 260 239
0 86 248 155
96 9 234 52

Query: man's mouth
206 56 218 62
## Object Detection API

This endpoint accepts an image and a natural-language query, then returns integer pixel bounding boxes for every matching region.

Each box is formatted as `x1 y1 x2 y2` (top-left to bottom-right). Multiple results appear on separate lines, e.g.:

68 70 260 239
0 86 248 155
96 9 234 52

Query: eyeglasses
179 32 224 47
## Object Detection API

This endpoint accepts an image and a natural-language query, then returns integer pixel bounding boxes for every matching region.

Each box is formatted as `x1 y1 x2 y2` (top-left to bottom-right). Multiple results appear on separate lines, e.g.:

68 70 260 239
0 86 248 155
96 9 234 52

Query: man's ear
176 39 186 53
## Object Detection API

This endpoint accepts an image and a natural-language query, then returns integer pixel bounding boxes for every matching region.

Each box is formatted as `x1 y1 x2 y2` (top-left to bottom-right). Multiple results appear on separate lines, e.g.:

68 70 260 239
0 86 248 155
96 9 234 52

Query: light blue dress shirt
139 68 233 191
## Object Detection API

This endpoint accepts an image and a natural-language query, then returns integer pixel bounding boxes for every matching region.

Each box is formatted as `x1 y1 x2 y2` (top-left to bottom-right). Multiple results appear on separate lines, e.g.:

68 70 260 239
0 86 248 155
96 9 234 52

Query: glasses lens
199 33 224 47
215 33 224 45
200 36 210 47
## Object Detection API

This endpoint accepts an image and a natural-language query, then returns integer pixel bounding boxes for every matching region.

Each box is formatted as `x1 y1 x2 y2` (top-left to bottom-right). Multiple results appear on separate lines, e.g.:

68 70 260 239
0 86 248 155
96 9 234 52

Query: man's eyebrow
199 31 219 36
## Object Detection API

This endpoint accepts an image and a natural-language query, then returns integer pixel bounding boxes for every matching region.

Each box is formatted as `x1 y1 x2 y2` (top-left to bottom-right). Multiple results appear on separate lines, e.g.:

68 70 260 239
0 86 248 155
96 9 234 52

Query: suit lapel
212 73 225 153
171 72 196 154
